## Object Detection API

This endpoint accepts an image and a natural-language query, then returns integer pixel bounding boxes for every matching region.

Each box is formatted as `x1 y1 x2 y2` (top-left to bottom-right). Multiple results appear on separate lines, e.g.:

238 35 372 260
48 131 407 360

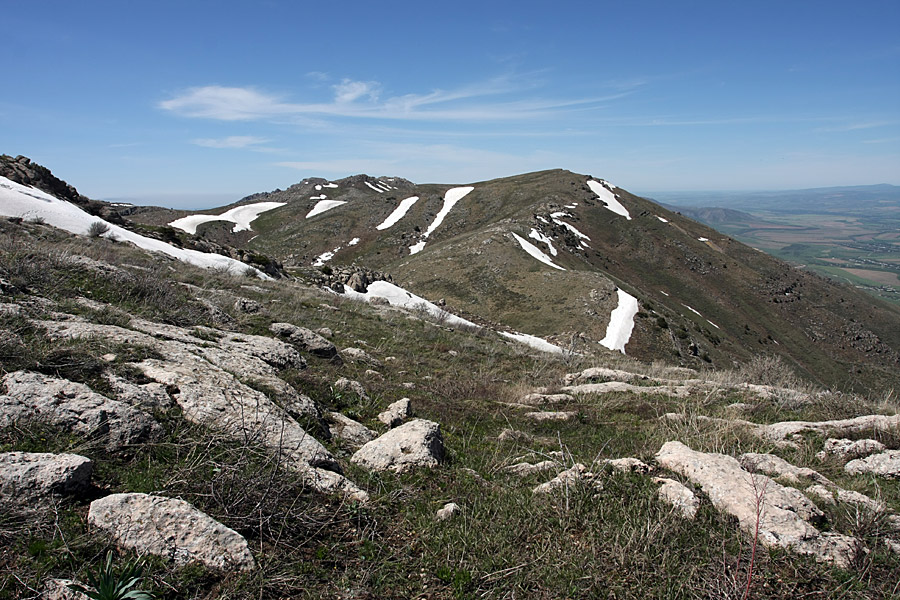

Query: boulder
656 441 858 567
804 484 885 512
269 322 339 359
233 297 263 313
654 477 699 519
327 412 377 449
0 452 93 502
341 347 383 368
844 450 900 479
351 419 445 473
0 371 160 450
816 438 885 461
334 378 370 402
378 398 412 428
88 493 256 571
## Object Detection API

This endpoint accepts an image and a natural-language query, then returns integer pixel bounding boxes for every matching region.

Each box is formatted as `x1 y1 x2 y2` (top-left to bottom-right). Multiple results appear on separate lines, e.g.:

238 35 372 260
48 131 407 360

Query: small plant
87 221 111 238
68 551 155 600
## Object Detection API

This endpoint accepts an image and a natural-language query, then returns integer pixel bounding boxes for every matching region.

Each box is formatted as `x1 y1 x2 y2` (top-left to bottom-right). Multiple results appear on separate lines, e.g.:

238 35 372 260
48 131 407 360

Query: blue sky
2 1 899 207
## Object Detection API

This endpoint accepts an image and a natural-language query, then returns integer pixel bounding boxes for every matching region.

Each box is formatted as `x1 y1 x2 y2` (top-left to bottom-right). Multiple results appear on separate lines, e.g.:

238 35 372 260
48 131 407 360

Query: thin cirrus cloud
158 78 631 123
191 135 271 149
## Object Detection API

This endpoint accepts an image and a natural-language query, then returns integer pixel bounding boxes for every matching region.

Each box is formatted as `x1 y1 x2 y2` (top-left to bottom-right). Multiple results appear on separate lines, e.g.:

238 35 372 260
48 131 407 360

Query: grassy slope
1 219 899 599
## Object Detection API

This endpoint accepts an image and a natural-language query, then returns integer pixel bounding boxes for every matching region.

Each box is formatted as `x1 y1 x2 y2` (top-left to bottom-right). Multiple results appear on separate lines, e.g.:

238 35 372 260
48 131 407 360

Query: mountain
127 169 900 393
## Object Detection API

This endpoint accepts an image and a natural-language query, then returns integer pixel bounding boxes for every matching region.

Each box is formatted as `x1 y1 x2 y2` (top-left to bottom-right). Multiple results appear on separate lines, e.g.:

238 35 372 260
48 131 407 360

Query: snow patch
657 216 669 223
683 305 702 317
306 200 347 219
0 177 268 278
323 183 339 189
707 320 720 329
498 331 567 355
348 237 361 246
599 289 639 354
313 249 338 266
553 218 590 240
339 281 477 329
376 196 419 230
315 184 322 191
364 181 384 193
169 201 286 235
586 180 631 220
698 237 709 242
409 186 474 255
512 233 565 270
660 291 669 296
528 228 558 256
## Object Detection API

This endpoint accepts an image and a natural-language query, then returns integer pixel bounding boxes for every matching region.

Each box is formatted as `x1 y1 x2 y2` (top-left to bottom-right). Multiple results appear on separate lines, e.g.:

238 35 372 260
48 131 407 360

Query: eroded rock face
0 452 93 502
351 419 445 473
0 371 160 450
378 398 412 428
656 441 858 567
88 493 256 571
845 450 900 479
270 322 339 359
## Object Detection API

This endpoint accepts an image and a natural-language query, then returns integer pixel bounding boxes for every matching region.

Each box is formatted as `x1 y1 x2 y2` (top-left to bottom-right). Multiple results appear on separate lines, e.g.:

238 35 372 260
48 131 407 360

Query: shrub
88 221 111 238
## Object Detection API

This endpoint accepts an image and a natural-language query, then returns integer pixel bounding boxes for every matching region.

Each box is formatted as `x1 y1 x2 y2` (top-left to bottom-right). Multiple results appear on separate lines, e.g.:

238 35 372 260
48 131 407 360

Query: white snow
528 228 558 256
0 176 267 278
683 305 702 317
409 186 474 255
377 182 392 192
315 184 322 191
376 196 419 230
707 320 720 329
698 237 709 242
512 232 565 270
565 203 578 209
536 215 549 224
550 211 570 219
599 179 617 189
657 216 669 223
168 201 286 235
310 194 327 200
364 181 384 193
323 183 339 188
498 331 567 354
306 200 347 219
553 218 591 240
348 237 361 246
599 289 639 354
339 281 478 329
660 291 669 296
313 249 338 266
586 180 631 220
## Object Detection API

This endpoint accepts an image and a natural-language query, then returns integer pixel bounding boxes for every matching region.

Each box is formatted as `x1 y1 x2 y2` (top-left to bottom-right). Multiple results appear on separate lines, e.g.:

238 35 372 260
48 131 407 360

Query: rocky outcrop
739 453 832 486
804 484 886 512
270 322 339 359
518 392 574 406
104 374 174 412
564 381 693 398
88 493 256 571
334 378 370 402
654 477 699 519
327 412 376 449
602 457 653 474
351 419 445 473
0 452 93 502
0 371 160 450
845 450 900 479
759 414 900 443
524 411 576 421
656 441 858 567
816 438 886 461
378 398 412 428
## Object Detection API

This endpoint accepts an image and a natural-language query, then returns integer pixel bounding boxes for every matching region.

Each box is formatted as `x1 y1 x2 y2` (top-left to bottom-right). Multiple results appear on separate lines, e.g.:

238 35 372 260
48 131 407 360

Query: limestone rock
327 412 377 449
42 579 89 600
341 347 383 368
844 450 900 479
816 438 885 461
804 484 885 512
656 441 858 567
760 414 900 443
532 464 600 495
0 452 92 502
602 457 653 474
739 453 832 486
564 367 647 385
0 371 160 450
436 502 460 521
518 393 574 406
498 428 533 443
88 493 256 571
269 322 339 359
504 460 559 477
334 377 370 402
351 419 445 473
524 411 576 421
565 381 692 398
654 477 699 519
378 398 412 428
234 297 263 313
105 374 174 411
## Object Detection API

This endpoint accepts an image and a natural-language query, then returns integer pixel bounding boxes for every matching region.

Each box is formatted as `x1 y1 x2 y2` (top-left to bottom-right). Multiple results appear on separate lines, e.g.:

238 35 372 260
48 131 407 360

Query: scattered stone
816 438 885 461
315 327 333 338
351 419 445 473
504 460 559 477
378 398 412 428
739 453 832 486
105 374 174 411
341 347 383 368
654 477 699 519
518 393 574 406
532 464 601 495
0 371 160 451
844 450 900 479
327 412 377 449
0 452 93 502
436 502 460 521
524 411 577 421
233 297 263 313
498 428 533 443
760 414 900 443
564 367 647 385
365 369 383 380
88 493 256 571
602 457 653 474
656 441 857 567
42 579 89 600
401 382 416 389
564 381 692 398
447 350 458 357
269 322 339 359
804 484 885 512
100 353 117 362
334 377 370 402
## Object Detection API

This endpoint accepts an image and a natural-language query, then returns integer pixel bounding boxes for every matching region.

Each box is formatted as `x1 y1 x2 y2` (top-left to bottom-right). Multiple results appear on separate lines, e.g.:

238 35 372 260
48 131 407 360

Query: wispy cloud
159 76 630 123
192 135 271 149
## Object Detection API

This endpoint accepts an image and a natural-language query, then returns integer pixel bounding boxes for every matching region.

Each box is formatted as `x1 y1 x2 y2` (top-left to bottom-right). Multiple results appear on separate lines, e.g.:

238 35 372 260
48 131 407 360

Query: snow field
376 196 419 230
528 228 558 256
409 186 474 255
512 233 565 270
364 181 384 193
306 200 347 219
498 331 567 354
0 177 267 278
586 180 631 220
599 289 639 353
339 281 478 329
168 201 286 234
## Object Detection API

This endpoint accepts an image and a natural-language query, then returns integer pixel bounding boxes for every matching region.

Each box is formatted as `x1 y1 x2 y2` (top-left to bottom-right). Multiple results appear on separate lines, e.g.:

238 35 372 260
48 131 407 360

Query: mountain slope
127 169 900 392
